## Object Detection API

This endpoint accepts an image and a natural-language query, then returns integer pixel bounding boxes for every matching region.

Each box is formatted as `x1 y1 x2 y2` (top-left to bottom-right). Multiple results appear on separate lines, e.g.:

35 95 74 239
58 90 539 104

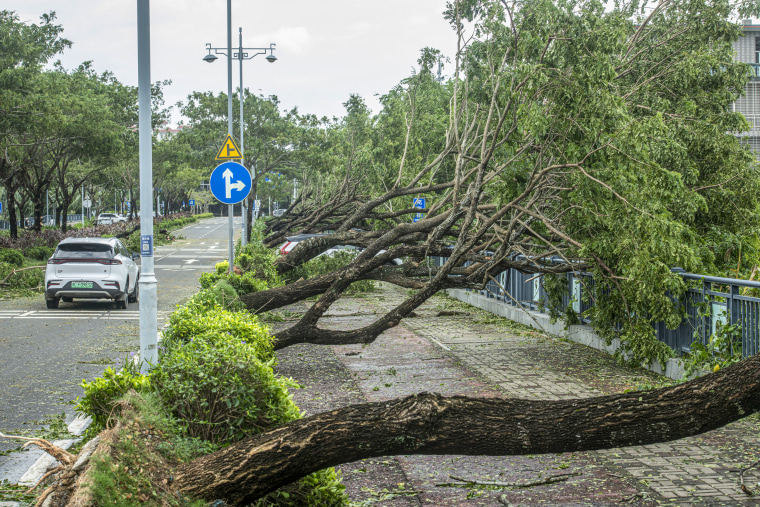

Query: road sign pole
226 0 235 274
137 0 158 374
239 28 247 247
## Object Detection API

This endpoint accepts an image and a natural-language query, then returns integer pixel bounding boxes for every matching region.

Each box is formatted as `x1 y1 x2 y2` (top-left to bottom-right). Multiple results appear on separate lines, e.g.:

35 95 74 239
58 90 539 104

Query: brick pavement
273 284 760 505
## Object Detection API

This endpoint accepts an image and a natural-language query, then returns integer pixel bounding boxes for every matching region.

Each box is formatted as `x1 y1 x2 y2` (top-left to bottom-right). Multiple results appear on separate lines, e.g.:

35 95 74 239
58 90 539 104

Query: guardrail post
730 283 740 327
701 280 711 346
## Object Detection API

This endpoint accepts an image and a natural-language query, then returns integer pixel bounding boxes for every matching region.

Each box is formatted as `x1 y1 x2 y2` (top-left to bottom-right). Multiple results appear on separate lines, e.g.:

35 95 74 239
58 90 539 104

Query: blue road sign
413 197 426 223
210 161 252 205
0 202 3 213
189 199 195 206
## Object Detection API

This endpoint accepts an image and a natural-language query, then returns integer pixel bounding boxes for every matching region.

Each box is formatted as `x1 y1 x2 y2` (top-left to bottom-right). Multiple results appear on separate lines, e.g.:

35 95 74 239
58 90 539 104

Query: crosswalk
152 243 227 271
0 310 173 320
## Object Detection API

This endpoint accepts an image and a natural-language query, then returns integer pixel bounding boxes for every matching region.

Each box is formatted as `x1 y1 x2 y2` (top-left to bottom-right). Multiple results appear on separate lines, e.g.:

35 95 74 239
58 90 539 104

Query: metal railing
0 214 87 230
430 256 760 358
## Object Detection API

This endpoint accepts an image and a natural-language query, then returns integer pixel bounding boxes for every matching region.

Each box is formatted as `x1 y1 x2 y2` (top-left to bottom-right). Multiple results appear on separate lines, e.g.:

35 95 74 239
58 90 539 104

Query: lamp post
203 28 276 250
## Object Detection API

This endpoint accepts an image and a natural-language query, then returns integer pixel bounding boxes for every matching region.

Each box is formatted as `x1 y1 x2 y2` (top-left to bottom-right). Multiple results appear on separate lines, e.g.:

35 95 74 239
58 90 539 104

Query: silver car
44 237 140 309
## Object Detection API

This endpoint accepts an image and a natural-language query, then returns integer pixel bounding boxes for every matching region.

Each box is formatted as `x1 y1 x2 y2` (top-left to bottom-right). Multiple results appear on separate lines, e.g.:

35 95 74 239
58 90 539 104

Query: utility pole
137 0 158 373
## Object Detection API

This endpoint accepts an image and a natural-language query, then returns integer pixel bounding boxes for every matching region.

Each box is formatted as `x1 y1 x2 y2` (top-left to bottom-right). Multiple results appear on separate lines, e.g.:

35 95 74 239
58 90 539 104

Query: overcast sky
6 1 459 126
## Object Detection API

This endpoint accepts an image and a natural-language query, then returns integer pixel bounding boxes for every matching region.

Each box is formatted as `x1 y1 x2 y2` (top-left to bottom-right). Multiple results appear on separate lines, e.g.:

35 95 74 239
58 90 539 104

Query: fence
0 214 85 230
430 256 760 359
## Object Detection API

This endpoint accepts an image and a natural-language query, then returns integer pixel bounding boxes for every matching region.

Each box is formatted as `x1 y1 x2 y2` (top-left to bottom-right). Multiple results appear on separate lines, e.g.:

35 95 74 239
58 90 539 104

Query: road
0 217 237 477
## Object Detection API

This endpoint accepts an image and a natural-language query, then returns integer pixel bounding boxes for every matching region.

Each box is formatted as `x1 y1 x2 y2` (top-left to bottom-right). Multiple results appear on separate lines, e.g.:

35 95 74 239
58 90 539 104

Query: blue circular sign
209 161 252 204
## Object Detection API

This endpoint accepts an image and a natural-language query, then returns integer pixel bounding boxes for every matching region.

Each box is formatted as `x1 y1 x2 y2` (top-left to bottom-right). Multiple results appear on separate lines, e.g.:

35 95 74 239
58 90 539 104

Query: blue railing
749 63 760 78
430 256 760 358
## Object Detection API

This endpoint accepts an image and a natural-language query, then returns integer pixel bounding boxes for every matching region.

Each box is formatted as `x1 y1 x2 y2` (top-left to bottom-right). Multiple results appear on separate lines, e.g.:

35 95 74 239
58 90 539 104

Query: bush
208 279 244 310
23 246 54 261
151 330 300 444
162 290 273 361
200 271 270 295
75 362 151 432
0 248 24 267
0 262 44 289
254 467 348 506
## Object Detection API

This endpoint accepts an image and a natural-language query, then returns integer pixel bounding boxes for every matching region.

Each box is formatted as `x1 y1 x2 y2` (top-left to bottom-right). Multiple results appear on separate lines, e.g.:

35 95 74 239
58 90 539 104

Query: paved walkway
272 283 760 506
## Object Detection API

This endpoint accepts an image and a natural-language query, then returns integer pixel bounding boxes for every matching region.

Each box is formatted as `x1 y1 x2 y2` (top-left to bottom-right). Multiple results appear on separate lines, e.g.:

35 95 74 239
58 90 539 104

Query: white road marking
0 310 171 320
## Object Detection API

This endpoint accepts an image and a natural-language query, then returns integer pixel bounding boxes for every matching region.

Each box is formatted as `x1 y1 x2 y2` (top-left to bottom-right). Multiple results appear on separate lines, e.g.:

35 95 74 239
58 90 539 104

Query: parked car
44 237 140 309
96 212 127 225
279 233 402 265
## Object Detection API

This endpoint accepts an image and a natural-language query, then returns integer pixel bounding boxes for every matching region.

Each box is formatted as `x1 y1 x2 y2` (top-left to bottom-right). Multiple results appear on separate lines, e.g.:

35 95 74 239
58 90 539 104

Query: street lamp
203 31 276 247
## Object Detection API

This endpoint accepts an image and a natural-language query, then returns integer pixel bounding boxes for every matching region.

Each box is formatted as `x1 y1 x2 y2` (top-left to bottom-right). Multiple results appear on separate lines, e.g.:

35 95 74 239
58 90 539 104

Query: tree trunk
6 188 19 239
60 196 70 233
33 195 44 232
173 354 760 505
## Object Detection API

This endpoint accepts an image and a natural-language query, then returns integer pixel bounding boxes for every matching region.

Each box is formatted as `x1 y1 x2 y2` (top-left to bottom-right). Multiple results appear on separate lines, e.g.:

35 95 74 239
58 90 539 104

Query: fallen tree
240 0 760 368
173 354 760 504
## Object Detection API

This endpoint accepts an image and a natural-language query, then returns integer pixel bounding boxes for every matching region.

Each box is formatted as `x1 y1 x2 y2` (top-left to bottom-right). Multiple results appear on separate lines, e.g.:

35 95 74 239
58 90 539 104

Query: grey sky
6 1 458 125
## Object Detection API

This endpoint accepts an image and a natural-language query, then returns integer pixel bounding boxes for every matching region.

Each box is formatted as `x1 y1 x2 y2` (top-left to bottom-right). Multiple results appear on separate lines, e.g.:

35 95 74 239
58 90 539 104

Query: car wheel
62 297 73 303
128 278 139 303
46 298 59 309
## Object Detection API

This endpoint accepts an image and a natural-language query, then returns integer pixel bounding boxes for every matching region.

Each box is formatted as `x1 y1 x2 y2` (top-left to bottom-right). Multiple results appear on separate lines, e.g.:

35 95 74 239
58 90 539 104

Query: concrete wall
446 288 690 381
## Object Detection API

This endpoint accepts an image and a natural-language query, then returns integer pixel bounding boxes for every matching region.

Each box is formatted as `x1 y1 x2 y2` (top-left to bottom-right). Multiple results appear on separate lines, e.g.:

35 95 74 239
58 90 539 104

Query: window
55 243 113 259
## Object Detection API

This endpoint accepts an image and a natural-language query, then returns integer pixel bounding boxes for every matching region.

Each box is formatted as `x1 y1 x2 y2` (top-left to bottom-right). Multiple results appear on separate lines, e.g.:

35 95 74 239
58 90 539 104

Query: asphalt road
0 217 237 468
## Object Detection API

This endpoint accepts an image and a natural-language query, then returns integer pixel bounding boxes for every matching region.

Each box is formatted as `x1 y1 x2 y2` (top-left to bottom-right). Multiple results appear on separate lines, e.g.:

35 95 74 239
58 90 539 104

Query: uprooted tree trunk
172 355 760 504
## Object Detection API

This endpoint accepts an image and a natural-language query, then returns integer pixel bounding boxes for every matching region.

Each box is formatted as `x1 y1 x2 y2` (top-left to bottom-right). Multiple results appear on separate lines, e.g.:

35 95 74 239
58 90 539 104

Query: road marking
154 265 215 270
0 310 172 320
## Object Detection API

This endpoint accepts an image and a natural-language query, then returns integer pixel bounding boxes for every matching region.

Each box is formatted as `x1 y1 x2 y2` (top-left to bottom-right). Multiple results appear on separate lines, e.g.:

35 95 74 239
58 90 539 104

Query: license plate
71 282 93 289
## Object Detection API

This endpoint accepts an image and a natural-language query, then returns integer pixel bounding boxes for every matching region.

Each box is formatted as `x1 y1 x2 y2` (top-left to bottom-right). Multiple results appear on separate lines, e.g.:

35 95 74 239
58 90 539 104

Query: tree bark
173 354 760 505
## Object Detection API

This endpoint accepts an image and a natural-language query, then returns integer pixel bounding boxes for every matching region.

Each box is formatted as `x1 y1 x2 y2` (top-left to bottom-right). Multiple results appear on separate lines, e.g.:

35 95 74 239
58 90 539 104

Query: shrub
151 330 300 444
0 262 44 290
162 290 273 361
200 271 269 295
23 246 54 261
254 467 348 506
0 248 24 267
208 279 244 310
75 362 151 432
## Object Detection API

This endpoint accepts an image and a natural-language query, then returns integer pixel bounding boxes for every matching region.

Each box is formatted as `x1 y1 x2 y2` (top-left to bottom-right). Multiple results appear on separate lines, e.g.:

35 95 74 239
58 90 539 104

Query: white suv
97 213 127 225
45 237 140 309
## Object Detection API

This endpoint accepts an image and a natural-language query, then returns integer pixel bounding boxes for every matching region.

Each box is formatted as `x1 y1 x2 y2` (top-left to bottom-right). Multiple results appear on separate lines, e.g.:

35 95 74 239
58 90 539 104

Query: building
734 20 760 153
154 122 191 141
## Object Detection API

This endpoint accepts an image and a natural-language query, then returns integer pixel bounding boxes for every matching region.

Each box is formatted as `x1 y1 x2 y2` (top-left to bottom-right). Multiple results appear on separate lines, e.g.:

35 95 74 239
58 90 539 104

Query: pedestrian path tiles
318 285 760 504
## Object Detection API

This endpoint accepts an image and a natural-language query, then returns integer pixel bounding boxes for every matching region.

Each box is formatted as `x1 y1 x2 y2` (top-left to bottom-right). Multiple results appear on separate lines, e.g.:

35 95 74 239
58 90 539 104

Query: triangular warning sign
215 134 242 160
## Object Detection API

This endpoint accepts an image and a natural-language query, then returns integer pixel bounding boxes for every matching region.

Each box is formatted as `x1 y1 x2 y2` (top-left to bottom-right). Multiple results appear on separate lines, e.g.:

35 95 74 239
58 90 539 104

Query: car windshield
55 243 113 259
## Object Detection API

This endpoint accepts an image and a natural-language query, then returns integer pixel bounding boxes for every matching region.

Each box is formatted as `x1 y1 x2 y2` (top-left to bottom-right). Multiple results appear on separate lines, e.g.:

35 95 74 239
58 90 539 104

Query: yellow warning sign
215 135 242 160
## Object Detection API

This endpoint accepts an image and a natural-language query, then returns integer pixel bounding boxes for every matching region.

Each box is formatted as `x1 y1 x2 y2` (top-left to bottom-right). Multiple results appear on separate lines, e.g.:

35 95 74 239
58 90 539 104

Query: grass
79 392 211 507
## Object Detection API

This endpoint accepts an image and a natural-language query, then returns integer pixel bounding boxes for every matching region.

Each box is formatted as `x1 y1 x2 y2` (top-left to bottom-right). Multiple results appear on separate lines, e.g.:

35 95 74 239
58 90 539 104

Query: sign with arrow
412 197 426 223
209 161 252 204
215 134 243 160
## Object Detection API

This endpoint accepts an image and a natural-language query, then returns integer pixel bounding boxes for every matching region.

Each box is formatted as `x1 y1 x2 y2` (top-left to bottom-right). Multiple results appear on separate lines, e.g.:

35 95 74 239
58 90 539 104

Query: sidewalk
272 283 760 506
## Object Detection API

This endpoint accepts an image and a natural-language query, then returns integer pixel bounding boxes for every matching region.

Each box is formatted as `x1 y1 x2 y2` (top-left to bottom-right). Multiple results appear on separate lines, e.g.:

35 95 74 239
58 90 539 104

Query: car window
55 243 113 259
116 241 128 256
